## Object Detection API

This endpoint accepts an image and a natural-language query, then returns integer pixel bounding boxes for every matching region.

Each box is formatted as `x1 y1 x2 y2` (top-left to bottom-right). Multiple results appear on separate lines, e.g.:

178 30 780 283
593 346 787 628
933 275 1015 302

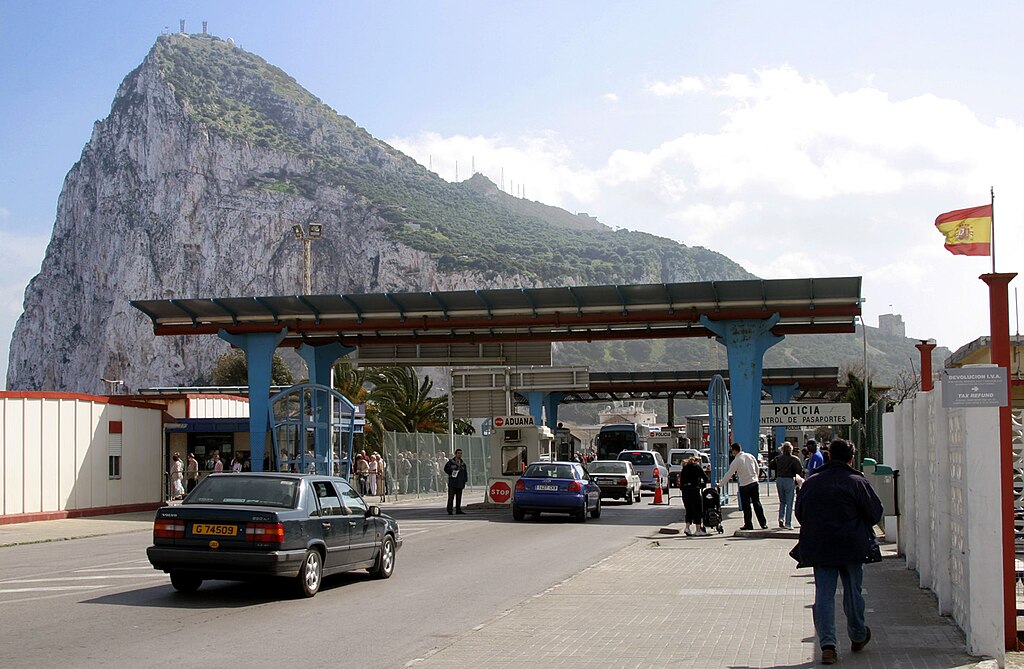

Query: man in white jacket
718 442 767 530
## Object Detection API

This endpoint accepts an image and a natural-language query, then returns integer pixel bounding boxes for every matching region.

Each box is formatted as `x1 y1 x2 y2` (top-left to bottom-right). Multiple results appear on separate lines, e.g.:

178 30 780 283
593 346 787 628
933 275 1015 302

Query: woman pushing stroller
679 455 709 536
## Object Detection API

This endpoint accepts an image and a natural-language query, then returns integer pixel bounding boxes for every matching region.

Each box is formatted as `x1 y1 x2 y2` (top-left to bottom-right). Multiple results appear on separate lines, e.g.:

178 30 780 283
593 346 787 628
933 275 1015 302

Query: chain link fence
365 432 490 502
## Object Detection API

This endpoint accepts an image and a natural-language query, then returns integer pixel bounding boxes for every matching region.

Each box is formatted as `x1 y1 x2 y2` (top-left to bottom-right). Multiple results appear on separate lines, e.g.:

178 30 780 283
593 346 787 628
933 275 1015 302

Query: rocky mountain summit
7 33 753 394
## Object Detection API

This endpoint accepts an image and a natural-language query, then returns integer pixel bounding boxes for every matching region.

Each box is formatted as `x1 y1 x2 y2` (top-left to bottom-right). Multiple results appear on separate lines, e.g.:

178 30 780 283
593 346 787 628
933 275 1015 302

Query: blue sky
2 1 1023 383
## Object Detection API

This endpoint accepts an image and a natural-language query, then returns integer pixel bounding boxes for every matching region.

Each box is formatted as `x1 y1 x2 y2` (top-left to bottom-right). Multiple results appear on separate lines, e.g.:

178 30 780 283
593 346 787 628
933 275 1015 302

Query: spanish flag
935 204 992 256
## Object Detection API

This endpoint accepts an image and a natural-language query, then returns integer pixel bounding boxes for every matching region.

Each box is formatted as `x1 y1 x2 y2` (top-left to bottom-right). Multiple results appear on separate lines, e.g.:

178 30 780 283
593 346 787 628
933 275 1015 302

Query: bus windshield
596 430 639 459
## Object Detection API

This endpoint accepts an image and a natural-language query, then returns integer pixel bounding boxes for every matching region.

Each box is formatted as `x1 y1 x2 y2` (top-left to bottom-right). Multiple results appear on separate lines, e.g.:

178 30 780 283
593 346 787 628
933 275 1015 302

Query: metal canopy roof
545 367 845 403
131 277 862 348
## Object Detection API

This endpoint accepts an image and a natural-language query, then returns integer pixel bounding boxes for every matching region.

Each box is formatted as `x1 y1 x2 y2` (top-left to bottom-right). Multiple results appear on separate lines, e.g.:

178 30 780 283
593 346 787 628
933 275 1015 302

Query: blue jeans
812 564 868 649
776 477 795 526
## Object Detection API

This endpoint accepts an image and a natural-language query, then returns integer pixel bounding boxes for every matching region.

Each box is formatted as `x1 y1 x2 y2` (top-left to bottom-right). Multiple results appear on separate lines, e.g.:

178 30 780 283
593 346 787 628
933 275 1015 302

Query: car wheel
636 488 642 503
295 548 323 597
370 535 396 579
512 504 525 521
625 490 633 505
576 501 588 523
590 497 602 519
169 571 202 593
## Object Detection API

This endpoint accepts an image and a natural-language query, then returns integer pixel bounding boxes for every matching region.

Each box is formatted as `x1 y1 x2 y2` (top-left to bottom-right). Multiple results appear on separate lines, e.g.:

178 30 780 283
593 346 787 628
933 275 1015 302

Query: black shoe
821 646 838 664
456 510 466 515
760 523 768 530
851 626 871 652
739 525 754 531
447 510 453 515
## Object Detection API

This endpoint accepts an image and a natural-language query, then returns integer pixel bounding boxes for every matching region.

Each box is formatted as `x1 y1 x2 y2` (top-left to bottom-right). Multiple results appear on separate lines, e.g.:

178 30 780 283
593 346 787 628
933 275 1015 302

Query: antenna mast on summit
202 21 208 34
179 20 185 33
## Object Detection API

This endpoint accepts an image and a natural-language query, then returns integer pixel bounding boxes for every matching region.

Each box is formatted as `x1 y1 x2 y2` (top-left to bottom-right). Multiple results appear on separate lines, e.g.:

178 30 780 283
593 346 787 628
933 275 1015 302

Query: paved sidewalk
1 486 1015 667
408 489 994 669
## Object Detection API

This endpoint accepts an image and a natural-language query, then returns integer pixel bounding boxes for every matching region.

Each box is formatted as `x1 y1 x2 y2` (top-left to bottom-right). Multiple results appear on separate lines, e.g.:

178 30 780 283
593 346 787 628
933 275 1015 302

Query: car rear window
524 464 575 479
187 476 297 508
670 451 697 466
588 462 626 474
618 452 654 466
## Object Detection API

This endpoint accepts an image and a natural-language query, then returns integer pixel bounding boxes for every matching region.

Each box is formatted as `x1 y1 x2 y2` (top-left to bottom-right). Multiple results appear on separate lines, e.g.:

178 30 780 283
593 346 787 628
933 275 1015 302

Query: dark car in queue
147 473 402 597
511 461 601 522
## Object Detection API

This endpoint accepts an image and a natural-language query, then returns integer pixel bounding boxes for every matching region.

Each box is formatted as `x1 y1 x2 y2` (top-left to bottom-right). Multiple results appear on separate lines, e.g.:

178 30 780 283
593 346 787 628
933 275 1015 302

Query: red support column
981 272 1018 650
915 341 937 392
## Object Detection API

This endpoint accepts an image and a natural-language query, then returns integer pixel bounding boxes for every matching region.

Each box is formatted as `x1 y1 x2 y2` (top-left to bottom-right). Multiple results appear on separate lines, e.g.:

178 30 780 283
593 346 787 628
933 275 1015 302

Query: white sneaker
695 528 709 536
684 527 694 536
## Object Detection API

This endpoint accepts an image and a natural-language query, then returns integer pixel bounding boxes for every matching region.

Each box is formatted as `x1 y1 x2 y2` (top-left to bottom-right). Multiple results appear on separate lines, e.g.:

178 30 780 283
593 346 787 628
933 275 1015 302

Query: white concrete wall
0 393 164 518
188 395 248 419
885 382 1008 663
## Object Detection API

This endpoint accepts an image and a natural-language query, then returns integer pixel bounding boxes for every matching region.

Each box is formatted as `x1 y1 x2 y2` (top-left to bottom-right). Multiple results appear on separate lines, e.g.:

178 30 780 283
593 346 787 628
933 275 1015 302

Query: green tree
210 349 295 386
332 361 389 452
373 367 448 433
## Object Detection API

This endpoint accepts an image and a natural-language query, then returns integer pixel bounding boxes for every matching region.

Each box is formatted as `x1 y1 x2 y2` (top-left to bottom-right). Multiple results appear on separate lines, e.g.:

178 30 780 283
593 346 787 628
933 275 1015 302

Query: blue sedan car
512 461 602 522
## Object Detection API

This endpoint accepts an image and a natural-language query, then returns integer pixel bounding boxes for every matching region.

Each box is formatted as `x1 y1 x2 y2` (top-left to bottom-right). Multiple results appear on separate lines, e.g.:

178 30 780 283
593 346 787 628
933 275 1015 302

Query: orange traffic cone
651 467 666 505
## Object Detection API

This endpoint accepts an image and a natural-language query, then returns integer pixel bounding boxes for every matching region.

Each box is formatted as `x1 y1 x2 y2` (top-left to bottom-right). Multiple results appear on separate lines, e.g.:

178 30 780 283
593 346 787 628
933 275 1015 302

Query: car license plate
192 523 238 537
535 485 558 491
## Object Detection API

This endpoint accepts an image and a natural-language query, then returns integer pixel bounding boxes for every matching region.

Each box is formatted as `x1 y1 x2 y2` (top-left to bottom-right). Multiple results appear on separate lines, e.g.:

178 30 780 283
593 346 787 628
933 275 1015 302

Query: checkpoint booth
485 415 554 506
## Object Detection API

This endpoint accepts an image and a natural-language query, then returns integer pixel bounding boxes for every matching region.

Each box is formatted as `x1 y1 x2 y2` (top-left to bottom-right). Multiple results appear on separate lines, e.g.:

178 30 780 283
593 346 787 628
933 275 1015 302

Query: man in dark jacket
443 448 469 515
795 438 883 665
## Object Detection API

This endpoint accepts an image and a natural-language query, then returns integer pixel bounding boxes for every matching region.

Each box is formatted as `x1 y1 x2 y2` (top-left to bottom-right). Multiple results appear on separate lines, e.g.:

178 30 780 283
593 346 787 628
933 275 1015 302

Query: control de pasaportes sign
941 367 1008 408
760 403 853 426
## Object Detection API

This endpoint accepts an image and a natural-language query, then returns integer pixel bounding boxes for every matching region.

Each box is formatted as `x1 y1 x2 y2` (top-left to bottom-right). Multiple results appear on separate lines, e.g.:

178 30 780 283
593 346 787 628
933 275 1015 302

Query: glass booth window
502 445 528 476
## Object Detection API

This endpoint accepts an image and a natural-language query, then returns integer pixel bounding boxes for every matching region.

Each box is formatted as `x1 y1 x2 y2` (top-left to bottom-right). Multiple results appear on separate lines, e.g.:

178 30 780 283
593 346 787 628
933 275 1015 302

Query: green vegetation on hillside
146 34 751 285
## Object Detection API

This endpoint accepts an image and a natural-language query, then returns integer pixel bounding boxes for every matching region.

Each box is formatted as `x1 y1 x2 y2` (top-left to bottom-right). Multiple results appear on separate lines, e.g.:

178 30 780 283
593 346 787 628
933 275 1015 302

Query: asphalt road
0 496 680 668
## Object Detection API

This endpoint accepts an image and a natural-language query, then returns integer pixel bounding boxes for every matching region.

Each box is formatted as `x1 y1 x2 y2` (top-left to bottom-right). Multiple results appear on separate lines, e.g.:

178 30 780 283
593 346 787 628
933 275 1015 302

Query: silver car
617 450 670 493
587 460 642 503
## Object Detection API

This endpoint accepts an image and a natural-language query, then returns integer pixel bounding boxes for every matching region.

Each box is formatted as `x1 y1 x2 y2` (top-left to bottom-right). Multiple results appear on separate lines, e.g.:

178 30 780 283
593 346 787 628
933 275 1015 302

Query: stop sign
489 481 511 504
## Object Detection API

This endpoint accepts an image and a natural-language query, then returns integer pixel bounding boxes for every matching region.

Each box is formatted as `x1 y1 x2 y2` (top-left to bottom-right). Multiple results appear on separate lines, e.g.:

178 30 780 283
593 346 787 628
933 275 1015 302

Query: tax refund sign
760 402 852 426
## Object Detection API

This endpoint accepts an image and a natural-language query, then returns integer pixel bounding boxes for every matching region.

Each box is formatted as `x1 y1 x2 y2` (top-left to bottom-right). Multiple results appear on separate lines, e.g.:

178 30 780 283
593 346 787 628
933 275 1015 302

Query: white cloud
601 92 619 103
388 66 1024 351
646 76 705 96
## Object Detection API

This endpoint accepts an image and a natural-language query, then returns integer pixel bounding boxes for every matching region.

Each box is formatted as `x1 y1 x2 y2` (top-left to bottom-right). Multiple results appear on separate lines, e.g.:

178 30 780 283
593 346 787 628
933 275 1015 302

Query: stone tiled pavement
2 492 1021 668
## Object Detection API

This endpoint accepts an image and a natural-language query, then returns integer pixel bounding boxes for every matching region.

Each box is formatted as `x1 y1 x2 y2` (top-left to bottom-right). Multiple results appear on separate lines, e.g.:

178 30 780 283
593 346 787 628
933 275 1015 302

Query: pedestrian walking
443 448 468 515
185 453 199 493
212 451 224 473
367 453 379 496
169 453 185 500
805 439 824 476
772 441 803 529
353 454 369 495
231 453 243 473
679 455 709 536
718 442 767 530
793 438 883 665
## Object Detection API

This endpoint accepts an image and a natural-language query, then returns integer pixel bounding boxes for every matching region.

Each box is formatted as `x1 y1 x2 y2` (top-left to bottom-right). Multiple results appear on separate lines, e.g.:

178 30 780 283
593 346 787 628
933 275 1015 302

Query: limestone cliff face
6 35 751 393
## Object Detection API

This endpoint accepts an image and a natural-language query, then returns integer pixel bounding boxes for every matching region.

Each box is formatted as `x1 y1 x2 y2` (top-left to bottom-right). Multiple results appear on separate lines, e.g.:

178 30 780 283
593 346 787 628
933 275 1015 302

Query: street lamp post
292 222 323 294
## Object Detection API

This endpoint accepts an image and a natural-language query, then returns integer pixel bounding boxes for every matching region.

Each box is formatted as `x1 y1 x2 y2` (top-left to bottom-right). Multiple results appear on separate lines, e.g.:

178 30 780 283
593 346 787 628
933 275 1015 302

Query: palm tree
373 367 449 433
332 361 389 452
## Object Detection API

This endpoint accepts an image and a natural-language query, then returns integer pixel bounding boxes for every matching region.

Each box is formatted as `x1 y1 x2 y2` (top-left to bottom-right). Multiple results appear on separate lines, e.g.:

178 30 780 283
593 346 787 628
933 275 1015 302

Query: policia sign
760 403 853 426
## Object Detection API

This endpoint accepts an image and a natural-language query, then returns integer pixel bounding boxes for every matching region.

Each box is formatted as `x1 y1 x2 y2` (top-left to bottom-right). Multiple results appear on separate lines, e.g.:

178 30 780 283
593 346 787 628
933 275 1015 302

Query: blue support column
543 392 565 428
298 342 356 472
766 382 799 452
700 314 784 457
523 392 544 427
218 329 288 472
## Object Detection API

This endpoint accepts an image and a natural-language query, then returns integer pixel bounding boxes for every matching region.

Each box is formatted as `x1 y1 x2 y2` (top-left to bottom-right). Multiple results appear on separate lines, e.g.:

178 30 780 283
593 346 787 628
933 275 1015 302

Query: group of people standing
352 451 387 501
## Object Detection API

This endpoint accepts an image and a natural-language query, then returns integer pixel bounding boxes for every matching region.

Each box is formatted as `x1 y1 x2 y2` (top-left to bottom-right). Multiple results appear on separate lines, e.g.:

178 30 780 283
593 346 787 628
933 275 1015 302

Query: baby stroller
702 487 724 534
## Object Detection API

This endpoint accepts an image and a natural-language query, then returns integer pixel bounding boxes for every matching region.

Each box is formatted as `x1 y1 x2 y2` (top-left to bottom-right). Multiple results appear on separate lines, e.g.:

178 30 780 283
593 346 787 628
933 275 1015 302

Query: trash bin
861 458 877 476
866 464 900 544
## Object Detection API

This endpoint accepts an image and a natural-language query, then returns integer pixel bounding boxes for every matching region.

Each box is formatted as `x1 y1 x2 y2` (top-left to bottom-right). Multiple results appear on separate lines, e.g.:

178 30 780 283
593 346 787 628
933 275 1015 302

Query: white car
587 460 642 503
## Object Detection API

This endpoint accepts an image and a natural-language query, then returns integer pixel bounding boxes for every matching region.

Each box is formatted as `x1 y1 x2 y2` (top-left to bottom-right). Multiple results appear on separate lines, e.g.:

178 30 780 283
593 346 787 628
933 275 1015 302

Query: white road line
74 565 153 573
0 585 107 593
4 574 165 584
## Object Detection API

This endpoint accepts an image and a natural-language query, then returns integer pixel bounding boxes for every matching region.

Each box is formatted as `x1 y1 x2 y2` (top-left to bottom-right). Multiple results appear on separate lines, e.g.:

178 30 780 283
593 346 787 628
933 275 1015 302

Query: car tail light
246 522 285 544
617 478 627 485
567 481 581 492
153 519 184 539
515 479 526 491
653 467 660 478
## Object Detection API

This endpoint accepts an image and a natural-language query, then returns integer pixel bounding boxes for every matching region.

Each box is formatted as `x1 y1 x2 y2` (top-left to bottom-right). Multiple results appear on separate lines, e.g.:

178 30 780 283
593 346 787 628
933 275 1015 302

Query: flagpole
991 186 996 273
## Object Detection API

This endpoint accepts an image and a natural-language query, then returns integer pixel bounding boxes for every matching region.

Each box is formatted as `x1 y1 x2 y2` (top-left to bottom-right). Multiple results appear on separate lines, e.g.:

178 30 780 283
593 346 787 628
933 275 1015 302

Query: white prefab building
0 391 167 523
0 390 257 524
